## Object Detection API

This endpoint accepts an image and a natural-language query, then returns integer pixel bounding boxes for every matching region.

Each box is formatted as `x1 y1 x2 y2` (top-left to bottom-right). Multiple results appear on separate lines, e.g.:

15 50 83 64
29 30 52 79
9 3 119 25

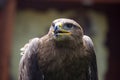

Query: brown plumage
19 18 98 80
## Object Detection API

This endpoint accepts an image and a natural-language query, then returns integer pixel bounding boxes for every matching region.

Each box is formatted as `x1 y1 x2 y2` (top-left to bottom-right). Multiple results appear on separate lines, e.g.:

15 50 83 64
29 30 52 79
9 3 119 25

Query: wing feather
18 38 44 80
83 35 98 80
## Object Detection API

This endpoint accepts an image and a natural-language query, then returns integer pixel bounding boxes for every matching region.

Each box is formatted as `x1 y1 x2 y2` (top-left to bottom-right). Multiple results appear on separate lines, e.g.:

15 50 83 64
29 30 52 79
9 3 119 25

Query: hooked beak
53 24 71 36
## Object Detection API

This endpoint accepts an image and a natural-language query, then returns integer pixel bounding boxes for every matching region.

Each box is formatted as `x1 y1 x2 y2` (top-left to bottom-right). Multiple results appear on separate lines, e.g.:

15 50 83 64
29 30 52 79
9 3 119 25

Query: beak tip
54 26 59 33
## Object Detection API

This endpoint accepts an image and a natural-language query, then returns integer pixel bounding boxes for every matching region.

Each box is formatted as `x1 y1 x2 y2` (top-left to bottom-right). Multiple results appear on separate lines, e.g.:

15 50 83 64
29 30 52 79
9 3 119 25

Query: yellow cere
58 23 63 28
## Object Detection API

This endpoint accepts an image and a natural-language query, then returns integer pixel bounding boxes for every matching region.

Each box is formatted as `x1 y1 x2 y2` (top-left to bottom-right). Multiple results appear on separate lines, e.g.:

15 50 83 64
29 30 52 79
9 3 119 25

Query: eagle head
48 18 83 42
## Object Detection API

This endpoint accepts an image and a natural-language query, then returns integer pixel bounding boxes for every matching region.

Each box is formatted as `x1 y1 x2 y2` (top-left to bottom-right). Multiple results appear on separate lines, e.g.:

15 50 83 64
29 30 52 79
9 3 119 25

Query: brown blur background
0 0 120 80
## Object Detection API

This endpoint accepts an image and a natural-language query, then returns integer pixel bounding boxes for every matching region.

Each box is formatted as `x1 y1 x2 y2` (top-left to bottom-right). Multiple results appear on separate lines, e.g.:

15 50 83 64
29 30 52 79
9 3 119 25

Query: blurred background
0 0 120 80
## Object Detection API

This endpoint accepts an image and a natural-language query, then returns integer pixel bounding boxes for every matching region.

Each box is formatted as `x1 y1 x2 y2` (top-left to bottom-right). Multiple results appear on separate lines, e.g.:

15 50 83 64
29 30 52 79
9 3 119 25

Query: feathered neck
47 35 83 49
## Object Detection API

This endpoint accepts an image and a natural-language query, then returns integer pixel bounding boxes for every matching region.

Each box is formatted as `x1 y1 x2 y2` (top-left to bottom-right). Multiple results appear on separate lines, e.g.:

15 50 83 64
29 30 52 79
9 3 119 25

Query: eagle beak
53 23 71 36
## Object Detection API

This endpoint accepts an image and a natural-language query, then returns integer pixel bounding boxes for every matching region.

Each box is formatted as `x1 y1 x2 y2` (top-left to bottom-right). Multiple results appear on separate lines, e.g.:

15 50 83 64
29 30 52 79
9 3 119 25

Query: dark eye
63 23 73 30
52 23 55 27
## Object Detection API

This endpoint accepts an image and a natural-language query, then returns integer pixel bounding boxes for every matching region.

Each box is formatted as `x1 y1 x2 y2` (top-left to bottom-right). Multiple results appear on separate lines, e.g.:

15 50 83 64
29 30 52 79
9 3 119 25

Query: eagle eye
52 23 55 27
63 23 74 30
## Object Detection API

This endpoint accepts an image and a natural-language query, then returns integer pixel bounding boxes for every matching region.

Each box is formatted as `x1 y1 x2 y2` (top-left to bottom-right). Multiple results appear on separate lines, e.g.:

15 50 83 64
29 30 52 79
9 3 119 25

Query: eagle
18 18 98 80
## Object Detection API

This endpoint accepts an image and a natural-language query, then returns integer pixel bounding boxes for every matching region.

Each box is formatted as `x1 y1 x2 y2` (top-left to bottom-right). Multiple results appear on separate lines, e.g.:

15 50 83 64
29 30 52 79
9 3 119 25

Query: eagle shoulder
83 35 98 80
83 35 94 51
19 38 44 80
20 38 40 55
